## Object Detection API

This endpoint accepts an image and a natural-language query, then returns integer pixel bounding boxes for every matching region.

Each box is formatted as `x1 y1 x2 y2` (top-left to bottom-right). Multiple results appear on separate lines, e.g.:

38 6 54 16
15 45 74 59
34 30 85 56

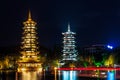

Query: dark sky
0 0 120 48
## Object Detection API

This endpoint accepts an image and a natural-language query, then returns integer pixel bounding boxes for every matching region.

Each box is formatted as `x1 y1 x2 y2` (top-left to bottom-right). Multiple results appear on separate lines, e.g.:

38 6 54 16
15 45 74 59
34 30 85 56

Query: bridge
57 67 120 71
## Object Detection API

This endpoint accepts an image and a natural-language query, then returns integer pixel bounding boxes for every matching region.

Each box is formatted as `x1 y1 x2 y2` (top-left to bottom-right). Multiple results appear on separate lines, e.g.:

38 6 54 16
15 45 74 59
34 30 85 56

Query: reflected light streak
22 72 37 80
58 70 61 80
20 71 42 80
55 69 57 80
63 71 69 80
70 71 77 80
15 72 18 80
107 71 115 80
62 71 77 80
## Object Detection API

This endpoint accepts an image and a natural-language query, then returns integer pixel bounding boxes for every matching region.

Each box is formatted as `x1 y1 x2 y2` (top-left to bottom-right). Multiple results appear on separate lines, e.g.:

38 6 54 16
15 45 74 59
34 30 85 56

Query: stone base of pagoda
17 62 42 72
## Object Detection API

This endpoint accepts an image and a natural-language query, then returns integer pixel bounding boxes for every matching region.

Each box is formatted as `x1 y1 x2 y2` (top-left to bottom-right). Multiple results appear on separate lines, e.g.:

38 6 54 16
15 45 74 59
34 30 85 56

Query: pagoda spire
28 10 32 20
68 23 70 32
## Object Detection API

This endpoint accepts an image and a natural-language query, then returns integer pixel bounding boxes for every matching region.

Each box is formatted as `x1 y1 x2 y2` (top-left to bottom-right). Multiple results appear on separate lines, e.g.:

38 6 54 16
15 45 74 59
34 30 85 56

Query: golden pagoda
17 11 42 72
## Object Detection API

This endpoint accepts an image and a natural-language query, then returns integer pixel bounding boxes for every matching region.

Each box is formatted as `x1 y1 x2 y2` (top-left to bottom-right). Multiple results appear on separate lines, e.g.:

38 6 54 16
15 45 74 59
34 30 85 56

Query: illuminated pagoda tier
62 24 77 63
17 11 42 72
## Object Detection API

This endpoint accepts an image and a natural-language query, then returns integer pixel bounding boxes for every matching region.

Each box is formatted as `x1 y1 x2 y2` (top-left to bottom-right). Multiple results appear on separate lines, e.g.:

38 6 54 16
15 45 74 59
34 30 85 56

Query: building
17 11 42 72
61 23 77 65
82 44 114 66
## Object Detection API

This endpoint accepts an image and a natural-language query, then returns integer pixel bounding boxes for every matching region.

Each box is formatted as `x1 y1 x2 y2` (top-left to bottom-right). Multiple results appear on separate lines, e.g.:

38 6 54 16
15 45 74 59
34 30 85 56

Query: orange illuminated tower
17 11 42 72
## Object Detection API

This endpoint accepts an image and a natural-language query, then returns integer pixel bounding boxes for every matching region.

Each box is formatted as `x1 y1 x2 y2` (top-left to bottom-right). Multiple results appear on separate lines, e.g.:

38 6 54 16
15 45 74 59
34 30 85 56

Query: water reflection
1 70 115 80
54 69 57 80
107 71 115 80
17 71 42 80
62 71 77 80
16 70 78 80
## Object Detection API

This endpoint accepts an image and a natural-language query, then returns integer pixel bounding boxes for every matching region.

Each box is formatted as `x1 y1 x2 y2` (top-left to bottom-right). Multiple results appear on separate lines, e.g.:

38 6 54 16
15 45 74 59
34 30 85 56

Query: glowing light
62 71 77 80
107 71 115 80
101 72 106 75
37 68 42 72
63 71 69 80
54 67 57 80
21 71 41 80
17 68 26 72
70 71 77 80
107 45 113 49
58 67 120 71
54 67 57 70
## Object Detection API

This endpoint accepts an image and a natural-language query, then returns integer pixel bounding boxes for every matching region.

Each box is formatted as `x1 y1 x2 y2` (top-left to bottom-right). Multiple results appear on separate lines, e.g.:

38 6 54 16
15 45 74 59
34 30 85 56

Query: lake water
0 70 115 80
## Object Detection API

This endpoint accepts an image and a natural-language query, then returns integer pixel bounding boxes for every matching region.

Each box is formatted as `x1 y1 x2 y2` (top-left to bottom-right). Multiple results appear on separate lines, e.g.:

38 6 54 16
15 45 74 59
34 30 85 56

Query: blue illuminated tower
62 24 77 62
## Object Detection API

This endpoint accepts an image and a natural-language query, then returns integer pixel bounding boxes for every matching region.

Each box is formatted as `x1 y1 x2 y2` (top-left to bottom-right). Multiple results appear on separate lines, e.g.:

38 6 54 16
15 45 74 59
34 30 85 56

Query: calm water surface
0 70 112 80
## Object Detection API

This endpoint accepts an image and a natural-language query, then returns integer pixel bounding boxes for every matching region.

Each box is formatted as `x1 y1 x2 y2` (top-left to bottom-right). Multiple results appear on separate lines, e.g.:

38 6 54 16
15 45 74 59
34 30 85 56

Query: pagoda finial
68 22 70 32
28 10 32 20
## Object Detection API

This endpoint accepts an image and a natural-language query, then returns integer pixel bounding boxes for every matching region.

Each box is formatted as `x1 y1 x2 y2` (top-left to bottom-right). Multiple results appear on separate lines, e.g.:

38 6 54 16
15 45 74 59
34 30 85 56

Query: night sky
0 0 120 49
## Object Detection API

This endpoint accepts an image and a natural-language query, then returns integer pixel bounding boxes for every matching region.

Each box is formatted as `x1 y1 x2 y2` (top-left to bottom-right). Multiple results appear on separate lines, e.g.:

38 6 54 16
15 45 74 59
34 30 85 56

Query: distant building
83 44 113 62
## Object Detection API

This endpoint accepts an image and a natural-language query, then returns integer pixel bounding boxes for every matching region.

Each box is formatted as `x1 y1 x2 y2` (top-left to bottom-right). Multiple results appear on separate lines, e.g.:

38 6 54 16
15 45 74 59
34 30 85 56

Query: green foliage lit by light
83 62 88 67
104 55 114 67
52 59 60 67
94 62 102 67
